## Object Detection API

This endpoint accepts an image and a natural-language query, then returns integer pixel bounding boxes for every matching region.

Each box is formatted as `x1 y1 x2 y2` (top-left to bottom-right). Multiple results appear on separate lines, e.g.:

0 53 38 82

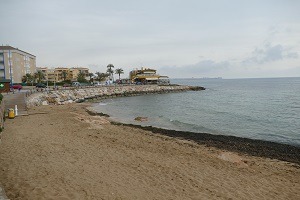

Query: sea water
92 77 300 146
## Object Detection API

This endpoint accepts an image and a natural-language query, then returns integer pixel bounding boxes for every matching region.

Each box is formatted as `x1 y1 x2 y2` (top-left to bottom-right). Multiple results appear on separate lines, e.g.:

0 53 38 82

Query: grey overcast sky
1 0 300 78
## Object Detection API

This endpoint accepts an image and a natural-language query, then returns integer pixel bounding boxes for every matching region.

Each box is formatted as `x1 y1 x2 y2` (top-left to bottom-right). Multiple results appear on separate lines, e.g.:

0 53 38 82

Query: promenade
0 90 28 199
3 91 28 116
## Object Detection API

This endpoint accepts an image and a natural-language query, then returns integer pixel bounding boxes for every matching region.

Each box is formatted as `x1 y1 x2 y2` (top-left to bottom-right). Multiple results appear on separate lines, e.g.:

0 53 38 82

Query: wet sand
0 104 299 199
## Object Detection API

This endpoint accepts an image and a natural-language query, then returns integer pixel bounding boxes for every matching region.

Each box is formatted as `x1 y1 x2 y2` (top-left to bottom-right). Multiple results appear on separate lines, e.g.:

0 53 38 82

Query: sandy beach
0 103 300 200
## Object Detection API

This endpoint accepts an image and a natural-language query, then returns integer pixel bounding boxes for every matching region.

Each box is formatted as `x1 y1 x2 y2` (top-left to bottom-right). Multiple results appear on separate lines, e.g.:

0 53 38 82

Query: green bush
62 80 72 84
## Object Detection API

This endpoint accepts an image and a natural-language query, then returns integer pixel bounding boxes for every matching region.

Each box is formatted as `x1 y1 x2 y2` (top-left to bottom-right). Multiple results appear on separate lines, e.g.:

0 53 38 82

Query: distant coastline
172 76 300 80
199 77 222 79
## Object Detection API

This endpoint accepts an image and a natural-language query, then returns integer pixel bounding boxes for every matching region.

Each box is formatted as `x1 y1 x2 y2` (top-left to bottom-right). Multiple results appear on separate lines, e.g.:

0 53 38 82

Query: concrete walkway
3 91 28 116
1 91 28 199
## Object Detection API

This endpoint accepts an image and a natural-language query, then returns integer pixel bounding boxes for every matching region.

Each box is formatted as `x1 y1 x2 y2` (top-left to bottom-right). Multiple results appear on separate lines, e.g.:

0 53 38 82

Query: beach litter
218 152 248 167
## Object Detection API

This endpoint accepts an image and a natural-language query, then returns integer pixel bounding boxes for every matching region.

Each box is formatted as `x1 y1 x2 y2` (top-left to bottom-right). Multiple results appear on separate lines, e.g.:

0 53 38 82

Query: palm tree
88 72 94 82
22 75 27 83
34 70 45 83
106 64 114 81
27 73 34 86
62 71 68 81
115 68 124 80
95 72 109 82
22 73 35 86
77 71 87 83
106 68 114 79
22 73 32 83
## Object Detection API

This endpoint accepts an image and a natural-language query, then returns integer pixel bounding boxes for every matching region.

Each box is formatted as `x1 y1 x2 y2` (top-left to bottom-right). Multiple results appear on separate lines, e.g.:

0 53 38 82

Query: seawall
26 85 205 107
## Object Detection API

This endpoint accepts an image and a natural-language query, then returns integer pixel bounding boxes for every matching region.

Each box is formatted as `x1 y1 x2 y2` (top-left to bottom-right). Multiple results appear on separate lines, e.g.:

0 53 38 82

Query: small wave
169 119 217 134
290 106 300 109
98 103 107 106
170 119 198 127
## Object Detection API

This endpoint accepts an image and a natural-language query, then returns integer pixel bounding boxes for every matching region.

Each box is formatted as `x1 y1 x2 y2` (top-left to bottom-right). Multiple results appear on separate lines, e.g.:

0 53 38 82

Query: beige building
69 67 89 81
54 67 69 82
36 67 48 80
0 45 36 83
37 67 58 82
47 69 57 82
36 67 90 82
129 67 169 84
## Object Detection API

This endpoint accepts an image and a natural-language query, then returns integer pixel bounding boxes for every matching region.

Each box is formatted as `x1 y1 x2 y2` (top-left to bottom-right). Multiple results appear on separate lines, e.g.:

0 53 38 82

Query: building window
0 53 3 62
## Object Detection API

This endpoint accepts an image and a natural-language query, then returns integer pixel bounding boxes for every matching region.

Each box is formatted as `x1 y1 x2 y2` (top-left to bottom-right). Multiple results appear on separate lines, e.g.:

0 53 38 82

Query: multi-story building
0 45 36 83
47 69 57 82
36 67 58 82
69 67 90 81
36 67 90 82
54 67 69 82
129 67 169 84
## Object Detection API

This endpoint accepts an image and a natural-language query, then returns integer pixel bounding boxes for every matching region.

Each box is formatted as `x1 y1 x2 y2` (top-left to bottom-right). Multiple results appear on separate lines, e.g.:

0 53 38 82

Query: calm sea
92 77 300 146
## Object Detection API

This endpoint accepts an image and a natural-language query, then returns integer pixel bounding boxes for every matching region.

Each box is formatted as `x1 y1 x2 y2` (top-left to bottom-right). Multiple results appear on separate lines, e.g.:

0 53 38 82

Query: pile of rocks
26 85 204 107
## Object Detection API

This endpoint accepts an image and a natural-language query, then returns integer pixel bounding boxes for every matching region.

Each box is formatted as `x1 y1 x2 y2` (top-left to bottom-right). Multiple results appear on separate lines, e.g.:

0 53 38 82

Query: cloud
158 41 300 78
243 43 299 65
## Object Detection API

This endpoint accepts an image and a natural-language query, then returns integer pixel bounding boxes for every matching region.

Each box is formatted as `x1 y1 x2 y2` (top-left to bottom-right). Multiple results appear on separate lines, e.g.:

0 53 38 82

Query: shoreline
86 108 300 166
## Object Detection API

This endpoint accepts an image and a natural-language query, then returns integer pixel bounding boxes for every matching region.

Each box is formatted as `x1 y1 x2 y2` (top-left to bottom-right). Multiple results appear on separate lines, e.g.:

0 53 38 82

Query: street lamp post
46 75 49 92
54 72 57 89
8 49 13 86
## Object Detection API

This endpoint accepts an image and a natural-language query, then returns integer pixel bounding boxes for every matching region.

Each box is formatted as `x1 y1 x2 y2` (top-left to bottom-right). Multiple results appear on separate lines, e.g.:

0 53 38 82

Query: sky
1 0 300 79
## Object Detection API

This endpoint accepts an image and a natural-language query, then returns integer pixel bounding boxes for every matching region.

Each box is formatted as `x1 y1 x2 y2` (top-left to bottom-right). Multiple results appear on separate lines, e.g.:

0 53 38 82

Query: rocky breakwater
26 85 205 107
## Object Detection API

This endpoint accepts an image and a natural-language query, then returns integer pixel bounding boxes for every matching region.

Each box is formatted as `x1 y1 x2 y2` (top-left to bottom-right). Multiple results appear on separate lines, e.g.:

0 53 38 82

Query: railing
136 74 160 77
